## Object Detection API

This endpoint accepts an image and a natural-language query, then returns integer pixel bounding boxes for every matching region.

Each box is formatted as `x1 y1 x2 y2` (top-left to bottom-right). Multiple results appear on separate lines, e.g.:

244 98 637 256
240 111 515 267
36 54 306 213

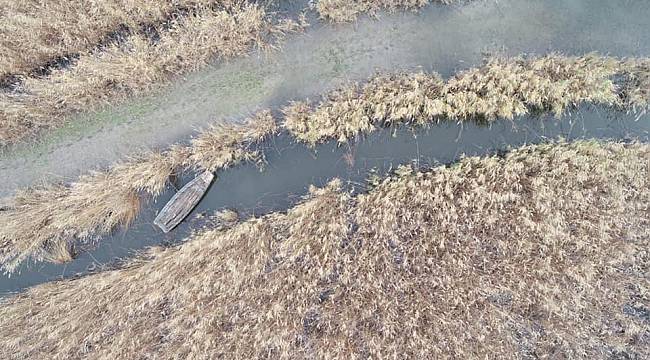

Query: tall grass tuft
0 140 647 358
284 54 650 146
621 58 650 113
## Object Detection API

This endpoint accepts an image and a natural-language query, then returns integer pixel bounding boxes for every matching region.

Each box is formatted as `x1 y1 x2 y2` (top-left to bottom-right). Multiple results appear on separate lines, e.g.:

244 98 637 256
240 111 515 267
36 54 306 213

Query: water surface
1 108 648 295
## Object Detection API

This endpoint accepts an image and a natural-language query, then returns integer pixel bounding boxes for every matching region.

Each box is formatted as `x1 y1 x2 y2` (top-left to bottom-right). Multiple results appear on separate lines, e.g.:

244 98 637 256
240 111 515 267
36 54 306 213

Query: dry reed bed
0 2 304 146
316 0 456 22
0 111 276 273
0 140 648 358
0 54 649 273
284 54 650 145
0 0 227 78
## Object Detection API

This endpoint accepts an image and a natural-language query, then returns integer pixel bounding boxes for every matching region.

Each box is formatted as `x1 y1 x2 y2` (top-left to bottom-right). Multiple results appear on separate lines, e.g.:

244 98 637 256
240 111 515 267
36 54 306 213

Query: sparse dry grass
0 140 647 358
316 0 455 22
284 54 650 145
0 0 227 77
0 111 276 273
0 1 305 147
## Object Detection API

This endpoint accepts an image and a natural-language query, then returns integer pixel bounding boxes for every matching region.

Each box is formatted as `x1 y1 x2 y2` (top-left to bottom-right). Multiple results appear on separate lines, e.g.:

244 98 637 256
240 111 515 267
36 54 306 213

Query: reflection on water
1 107 648 295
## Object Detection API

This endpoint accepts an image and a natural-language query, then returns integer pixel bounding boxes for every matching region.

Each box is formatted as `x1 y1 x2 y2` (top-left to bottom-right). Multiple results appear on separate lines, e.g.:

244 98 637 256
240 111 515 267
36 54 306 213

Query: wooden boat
154 171 215 233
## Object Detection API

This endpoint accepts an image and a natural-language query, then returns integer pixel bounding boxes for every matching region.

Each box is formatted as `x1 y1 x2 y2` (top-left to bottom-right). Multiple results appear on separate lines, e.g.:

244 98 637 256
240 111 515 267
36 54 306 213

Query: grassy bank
0 111 276 273
0 54 648 273
0 140 647 358
0 2 304 147
316 0 456 22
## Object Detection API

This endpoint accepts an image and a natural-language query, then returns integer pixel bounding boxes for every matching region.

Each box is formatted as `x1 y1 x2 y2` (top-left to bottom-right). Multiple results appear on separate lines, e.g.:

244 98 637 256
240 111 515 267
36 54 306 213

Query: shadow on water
1 107 648 295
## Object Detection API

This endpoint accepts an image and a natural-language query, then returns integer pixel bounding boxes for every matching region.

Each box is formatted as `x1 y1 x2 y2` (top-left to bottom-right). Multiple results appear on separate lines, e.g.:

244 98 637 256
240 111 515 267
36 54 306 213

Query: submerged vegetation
0 1 304 147
0 140 647 358
0 53 649 273
316 0 455 22
0 111 276 273
285 54 650 145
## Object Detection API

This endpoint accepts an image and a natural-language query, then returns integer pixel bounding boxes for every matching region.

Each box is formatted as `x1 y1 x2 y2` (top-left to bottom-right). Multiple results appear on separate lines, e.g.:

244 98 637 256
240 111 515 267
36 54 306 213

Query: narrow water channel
1 108 648 295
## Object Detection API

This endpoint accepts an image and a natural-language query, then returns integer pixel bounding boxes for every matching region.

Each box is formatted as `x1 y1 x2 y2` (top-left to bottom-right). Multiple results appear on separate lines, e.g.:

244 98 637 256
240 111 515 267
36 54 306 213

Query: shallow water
1 0 650 197
1 108 648 295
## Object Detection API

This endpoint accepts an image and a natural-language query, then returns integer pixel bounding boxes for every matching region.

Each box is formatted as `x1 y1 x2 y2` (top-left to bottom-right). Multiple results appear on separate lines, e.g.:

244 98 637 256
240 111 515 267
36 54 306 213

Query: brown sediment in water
284 54 650 146
0 111 276 273
0 140 647 358
0 54 648 273
315 0 457 23
0 1 305 147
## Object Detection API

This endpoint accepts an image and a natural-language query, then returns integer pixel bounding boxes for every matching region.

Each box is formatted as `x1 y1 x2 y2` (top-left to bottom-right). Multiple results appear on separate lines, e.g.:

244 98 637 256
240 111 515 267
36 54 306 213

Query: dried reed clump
0 2 305 147
443 54 621 118
0 0 227 77
284 54 646 146
620 58 650 112
283 72 445 144
0 111 276 273
187 110 278 171
0 140 647 358
316 0 454 22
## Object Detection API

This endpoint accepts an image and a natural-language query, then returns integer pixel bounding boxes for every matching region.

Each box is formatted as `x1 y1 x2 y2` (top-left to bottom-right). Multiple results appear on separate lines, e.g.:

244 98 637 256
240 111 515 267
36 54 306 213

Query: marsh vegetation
285 54 650 145
0 140 647 358
0 0 239 77
1 1 649 358
1 54 648 273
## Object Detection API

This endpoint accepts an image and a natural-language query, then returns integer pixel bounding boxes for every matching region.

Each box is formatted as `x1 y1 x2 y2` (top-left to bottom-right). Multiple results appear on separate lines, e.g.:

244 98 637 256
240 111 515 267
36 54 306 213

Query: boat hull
154 171 214 233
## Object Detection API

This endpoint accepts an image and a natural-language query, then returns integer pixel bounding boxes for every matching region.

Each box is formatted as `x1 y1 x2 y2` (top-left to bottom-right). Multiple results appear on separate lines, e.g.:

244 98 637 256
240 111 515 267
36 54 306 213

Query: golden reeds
0 140 647 358
0 0 228 77
0 0 450 76
284 54 650 145
0 2 305 146
316 0 455 22
1 54 649 272
0 111 276 273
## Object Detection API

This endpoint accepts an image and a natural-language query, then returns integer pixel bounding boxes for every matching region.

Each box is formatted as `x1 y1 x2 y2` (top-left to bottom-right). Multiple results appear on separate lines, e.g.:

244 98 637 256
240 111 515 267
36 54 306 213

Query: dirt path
1 0 649 198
